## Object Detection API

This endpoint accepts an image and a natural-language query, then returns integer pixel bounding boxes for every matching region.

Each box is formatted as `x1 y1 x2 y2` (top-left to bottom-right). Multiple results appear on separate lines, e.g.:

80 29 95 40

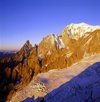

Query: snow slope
10 53 100 102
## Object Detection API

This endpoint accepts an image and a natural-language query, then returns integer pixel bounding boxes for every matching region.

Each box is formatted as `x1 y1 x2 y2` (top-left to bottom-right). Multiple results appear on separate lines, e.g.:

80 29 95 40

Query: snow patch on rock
53 34 65 49
47 51 51 55
38 54 42 62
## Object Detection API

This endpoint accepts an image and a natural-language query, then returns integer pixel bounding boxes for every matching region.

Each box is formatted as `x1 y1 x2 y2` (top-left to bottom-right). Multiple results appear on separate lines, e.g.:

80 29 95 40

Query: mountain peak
25 40 30 46
61 22 100 40
24 40 33 50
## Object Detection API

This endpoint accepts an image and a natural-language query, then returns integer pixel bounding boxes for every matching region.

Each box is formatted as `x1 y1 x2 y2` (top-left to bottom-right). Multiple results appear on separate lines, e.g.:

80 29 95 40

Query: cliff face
38 34 58 58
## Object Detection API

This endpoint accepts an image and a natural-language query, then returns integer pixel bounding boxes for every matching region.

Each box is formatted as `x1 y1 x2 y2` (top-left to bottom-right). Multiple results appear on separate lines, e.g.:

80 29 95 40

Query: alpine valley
0 23 100 102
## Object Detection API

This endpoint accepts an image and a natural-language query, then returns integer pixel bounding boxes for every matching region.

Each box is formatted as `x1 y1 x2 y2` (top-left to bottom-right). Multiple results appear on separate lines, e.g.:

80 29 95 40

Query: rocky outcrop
41 48 68 72
4 52 41 102
38 33 67 58
38 34 58 58
59 30 76 47
12 40 33 64
12 51 41 87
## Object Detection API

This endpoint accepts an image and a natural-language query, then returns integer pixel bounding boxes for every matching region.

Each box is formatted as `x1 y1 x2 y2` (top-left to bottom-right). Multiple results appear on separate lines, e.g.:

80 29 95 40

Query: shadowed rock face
3 67 12 79
0 67 12 88
0 57 13 72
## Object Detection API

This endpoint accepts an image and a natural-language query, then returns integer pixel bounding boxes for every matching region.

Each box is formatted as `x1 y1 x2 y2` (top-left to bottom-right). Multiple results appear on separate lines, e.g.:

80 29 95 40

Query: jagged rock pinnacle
25 40 30 46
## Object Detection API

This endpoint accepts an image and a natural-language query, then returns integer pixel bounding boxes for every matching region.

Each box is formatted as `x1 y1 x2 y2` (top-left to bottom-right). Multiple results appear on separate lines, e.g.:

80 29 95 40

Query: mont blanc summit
61 23 100 40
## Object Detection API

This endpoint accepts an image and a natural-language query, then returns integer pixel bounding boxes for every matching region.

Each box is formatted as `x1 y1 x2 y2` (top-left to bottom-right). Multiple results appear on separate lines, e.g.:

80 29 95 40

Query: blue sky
0 0 100 50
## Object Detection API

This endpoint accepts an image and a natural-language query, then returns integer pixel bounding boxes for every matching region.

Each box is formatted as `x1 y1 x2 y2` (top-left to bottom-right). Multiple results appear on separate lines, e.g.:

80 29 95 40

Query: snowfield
10 54 100 102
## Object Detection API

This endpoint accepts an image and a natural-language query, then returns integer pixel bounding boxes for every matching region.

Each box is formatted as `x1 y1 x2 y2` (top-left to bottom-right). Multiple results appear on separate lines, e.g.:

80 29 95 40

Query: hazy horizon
0 50 19 52
0 0 100 50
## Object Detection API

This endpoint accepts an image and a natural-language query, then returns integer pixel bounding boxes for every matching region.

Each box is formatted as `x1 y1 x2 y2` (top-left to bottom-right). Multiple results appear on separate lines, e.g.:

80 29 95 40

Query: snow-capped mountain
38 23 100 58
61 22 100 40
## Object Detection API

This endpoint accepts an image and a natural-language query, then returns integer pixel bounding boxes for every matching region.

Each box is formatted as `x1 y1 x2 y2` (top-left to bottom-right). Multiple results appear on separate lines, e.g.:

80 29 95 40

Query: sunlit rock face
38 25 100 77
38 34 58 58
41 48 68 73
0 40 33 72
38 33 66 58
12 40 33 63
12 47 41 86
40 30 100 74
